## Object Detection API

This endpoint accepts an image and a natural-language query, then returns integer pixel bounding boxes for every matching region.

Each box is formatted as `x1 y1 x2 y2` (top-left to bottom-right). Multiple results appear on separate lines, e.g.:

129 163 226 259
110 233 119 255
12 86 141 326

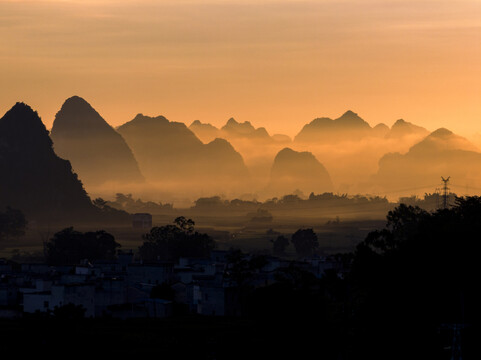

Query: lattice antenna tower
441 176 450 209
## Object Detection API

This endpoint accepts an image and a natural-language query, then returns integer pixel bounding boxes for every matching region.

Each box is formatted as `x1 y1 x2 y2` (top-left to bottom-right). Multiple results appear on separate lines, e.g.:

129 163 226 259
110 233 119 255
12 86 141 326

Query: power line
451 184 481 192
375 184 440 195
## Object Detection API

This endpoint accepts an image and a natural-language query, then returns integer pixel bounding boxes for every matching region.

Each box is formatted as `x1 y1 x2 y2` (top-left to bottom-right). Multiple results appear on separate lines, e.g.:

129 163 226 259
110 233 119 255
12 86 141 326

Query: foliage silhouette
139 217 215 262
291 228 319 257
270 235 289 256
347 197 481 358
44 227 120 265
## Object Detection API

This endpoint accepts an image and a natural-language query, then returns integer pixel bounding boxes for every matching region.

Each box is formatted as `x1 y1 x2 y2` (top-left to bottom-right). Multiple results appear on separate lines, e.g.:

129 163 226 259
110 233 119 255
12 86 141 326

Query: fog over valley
0 96 478 212
3 96 476 208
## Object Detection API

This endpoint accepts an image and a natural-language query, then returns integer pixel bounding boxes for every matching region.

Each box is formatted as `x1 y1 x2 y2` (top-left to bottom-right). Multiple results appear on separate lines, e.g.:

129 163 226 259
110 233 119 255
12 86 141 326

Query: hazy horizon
2 0 481 212
1 0 480 138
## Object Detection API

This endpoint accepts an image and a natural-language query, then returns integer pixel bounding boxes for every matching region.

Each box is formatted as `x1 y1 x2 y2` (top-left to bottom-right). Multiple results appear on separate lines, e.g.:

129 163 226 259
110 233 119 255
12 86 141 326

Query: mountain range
294 110 428 143
2 96 477 208
190 118 291 144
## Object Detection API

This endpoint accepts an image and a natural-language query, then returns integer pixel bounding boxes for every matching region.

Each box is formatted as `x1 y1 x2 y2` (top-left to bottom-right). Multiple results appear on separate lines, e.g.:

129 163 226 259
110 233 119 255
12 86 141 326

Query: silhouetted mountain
335 110 371 130
375 128 481 193
0 103 101 222
189 120 221 143
50 96 144 188
189 118 292 148
117 114 248 185
385 119 429 139
117 114 203 178
271 134 292 143
201 138 249 178
221 118 271 140
294 110 372 143
409 128 478 154
372 123 390 137
268 148 333 195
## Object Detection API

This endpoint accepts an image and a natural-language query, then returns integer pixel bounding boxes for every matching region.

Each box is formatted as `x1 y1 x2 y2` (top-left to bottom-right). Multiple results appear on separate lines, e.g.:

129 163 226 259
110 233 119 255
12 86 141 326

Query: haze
1 0 480 137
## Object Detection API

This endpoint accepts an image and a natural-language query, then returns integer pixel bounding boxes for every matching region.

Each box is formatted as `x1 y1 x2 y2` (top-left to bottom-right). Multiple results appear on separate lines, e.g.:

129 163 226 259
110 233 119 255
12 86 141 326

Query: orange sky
1 0 480 137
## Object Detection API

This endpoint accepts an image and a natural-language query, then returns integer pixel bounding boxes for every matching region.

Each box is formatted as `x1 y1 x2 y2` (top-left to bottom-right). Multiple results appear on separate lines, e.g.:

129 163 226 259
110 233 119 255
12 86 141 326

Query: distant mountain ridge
374 128 481 193
294 110 372 143
190 118 291 144
386 119 429 139
294 111 429 143
190 111 429 147
189 120 221 143
221 117 271 139
50 96 144 188
409 128 478 154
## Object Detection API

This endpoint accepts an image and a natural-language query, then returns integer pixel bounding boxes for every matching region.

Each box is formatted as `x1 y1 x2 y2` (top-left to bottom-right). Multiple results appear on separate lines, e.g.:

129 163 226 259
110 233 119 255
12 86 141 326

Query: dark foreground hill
50 96 144 188
0 103 127 224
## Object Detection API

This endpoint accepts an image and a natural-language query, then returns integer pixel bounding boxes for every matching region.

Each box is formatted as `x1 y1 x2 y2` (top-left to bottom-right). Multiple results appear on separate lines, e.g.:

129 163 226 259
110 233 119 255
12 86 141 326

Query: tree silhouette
44 227 120 265
348 196 481 359
291 228 318 257
92 198 108 209
139 217 215 262
174 216 195 234
271 235 289 256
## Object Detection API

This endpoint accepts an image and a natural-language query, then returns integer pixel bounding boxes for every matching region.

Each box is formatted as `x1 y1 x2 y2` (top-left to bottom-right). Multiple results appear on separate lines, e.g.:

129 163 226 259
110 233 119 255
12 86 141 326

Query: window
43 301 49 308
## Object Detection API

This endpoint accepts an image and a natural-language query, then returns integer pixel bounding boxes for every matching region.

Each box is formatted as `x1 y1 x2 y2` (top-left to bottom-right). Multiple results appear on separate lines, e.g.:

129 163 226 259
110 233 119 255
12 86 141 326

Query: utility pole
441 176 450 209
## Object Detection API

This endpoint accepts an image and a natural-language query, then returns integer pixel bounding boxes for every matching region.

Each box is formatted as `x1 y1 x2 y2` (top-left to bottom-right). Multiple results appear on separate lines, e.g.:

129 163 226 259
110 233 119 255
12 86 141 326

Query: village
0 248 345 320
